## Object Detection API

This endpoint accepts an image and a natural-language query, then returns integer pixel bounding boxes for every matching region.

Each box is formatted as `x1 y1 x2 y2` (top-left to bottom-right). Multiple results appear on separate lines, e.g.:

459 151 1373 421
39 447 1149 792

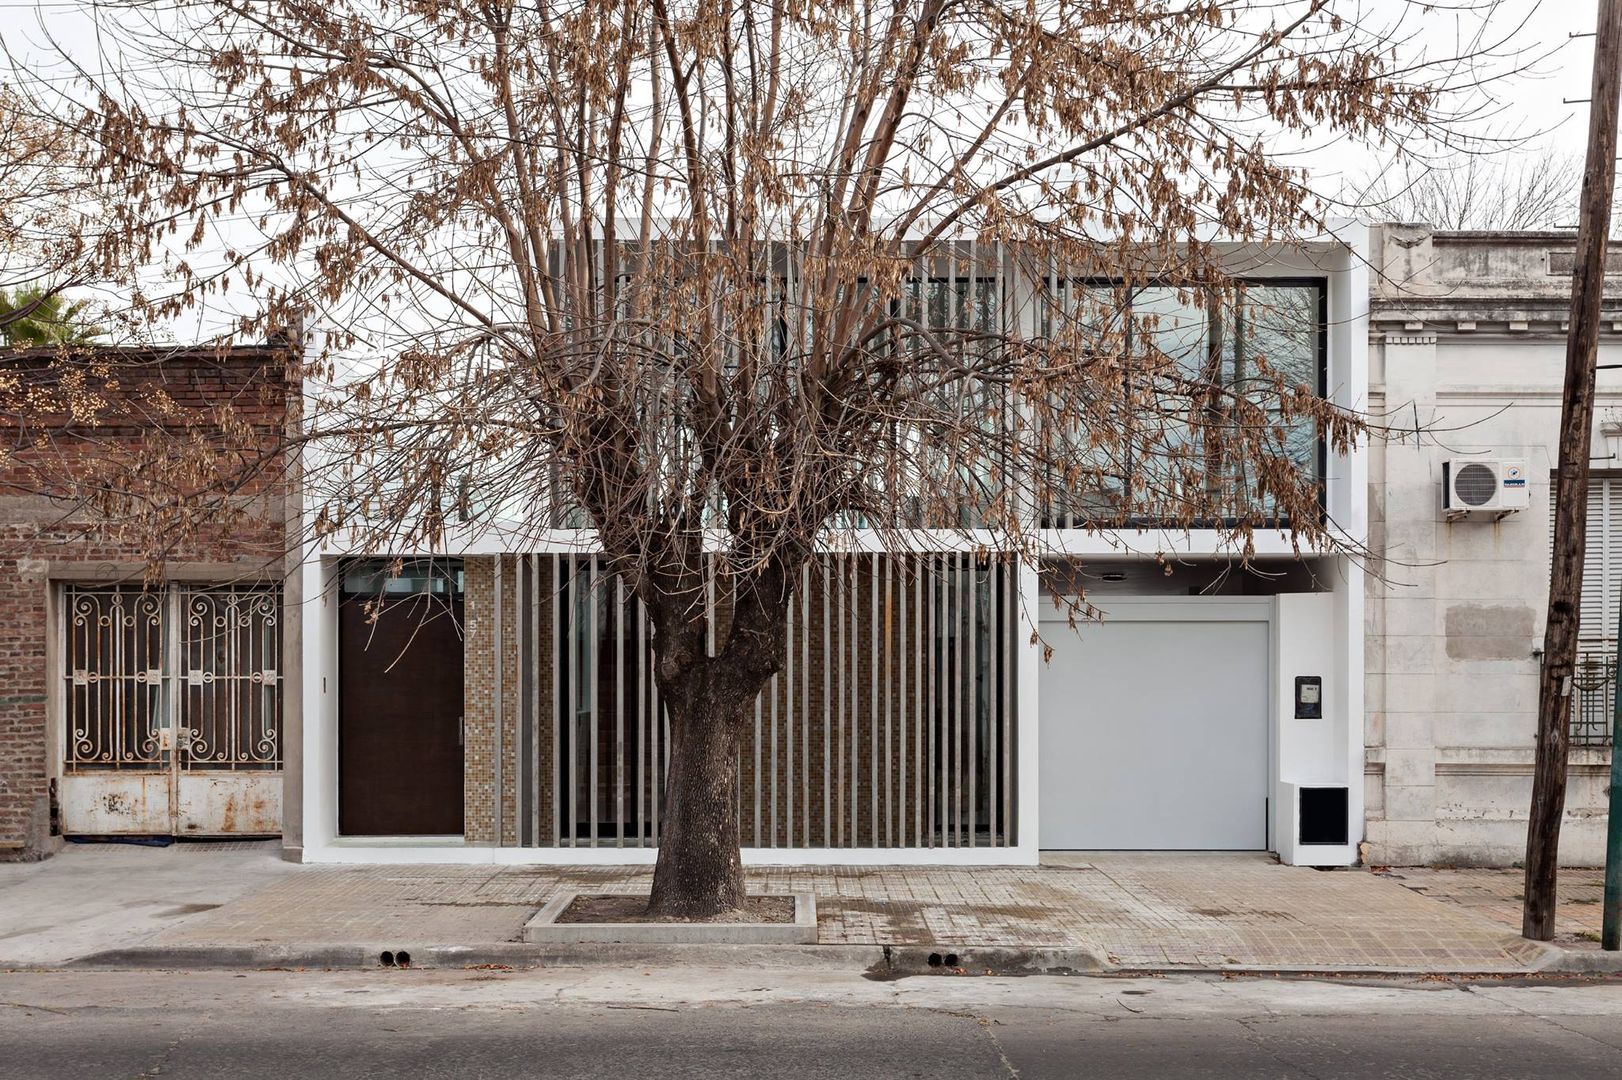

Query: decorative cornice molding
1364 746 1613 775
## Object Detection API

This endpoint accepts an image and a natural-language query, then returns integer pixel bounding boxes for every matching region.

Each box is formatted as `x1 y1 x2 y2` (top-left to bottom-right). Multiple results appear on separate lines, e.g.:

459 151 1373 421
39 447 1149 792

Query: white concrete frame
1031 582 1364 868
292 226 1370 865
296 547 1042 865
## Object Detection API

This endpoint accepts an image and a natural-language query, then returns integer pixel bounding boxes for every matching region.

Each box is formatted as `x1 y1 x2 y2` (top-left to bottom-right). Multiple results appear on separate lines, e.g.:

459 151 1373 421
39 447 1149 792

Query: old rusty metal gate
58 584 282 836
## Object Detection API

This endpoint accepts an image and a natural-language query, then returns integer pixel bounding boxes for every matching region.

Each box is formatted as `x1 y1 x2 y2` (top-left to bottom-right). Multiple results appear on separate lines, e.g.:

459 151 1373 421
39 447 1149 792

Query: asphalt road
2 968 1621 1078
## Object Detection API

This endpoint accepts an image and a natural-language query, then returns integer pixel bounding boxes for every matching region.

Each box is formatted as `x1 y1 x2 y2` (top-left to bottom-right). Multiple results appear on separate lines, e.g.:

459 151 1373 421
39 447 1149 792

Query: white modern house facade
280 227 1373 869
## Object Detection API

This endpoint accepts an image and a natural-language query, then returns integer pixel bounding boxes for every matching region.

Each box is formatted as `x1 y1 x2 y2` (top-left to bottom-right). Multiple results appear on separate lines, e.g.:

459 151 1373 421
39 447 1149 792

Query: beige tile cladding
462 558 494 841
501 557 521 846
463 556 543 845
464 553 1018 850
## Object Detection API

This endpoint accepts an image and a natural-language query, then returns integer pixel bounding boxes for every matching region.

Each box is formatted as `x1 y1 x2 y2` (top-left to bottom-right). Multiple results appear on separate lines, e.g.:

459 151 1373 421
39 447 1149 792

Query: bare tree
9 0 1523 916
0 87 101 340
1349 149 1583 230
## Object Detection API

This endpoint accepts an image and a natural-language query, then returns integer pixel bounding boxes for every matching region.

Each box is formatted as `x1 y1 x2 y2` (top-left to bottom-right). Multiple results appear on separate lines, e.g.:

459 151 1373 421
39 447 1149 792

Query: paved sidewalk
0 841 295 965
144 851 1546 971
0 844 1579 973
1378 866 1609 947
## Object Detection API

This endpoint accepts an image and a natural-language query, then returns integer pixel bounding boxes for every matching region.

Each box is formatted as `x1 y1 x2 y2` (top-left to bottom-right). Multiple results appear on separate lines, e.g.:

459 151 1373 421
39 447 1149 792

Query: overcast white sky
0 0 1599 176
0 0 1604 341
1377 0 1595 160
0 0 1597 143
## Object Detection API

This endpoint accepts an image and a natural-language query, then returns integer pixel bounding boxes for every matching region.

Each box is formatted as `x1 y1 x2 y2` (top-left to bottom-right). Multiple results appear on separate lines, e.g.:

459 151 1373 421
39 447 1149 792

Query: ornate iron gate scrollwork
61 582 283 837
64 588 167 770
1571 652 1616 748
64 584 282 773
178 587 282 770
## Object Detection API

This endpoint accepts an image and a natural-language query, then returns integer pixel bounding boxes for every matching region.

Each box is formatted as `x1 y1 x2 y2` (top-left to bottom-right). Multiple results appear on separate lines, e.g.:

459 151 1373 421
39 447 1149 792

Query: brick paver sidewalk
1378 866 1608 948
152 852 1547 971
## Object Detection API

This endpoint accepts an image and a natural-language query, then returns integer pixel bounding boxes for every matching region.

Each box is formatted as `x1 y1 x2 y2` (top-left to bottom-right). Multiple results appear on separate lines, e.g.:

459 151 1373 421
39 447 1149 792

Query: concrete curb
40 941 1622 979
1108 963 1568 979
1531 946 1622 974
53 942 1110 976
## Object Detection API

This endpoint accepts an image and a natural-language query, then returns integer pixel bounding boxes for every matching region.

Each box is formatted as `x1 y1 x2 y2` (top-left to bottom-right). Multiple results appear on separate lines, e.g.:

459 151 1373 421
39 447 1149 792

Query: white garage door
1038 609 1270 850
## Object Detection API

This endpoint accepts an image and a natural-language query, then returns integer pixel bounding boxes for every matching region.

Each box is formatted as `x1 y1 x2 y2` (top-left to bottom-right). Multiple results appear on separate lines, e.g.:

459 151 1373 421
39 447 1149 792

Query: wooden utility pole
1524 0 1622 942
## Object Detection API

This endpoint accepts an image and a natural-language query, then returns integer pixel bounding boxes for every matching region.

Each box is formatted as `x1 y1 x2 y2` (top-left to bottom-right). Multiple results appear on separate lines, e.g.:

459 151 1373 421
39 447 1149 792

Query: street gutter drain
396 951 412 968
380 951 395 967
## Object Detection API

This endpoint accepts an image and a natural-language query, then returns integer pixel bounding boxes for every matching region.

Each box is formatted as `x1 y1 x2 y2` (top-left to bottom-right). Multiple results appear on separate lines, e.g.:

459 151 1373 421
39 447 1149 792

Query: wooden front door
339 567 465 836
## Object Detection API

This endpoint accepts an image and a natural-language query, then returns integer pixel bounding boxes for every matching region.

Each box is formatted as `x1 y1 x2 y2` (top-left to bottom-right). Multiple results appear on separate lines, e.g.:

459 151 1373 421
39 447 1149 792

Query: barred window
1551 475 1622 746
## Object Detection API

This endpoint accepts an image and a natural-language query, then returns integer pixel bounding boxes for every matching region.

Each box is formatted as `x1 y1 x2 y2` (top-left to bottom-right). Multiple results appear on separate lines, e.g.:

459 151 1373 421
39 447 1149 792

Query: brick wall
0 557 54 858
0 345 289 858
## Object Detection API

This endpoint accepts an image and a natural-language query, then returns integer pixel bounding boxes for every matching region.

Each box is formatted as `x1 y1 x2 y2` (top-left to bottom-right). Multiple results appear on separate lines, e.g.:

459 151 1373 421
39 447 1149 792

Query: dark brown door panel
339 590 465 835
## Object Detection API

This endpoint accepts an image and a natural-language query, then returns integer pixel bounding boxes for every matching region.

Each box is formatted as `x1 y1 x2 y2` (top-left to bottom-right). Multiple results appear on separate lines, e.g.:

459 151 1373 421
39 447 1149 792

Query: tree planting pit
522 890 818 944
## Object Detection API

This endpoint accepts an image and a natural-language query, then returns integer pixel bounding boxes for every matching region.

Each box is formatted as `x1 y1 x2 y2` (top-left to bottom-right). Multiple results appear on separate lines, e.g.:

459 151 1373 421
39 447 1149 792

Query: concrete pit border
522 890 819 945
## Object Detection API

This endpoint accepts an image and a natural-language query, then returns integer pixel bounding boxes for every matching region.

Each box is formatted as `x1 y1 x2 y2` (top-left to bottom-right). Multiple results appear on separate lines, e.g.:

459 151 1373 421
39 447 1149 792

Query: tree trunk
646 689 749 918
1525 0 1622 942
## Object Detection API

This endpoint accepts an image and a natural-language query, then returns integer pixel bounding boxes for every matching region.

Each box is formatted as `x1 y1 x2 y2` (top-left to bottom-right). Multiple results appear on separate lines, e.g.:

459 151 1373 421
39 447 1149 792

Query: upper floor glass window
1042 279 1325 529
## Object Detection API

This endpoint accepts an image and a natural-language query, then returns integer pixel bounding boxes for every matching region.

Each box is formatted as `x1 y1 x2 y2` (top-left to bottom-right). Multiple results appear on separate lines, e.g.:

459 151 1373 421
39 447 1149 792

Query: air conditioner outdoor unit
1442 458 1528 517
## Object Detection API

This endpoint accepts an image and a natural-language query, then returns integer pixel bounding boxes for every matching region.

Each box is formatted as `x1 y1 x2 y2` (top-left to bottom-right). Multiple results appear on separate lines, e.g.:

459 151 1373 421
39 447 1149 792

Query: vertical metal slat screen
516 553 1015 847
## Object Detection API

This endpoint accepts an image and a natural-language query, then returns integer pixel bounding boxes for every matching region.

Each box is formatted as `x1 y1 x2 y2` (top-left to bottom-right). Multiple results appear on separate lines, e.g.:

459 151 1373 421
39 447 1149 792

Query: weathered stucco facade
1365 225 1622 866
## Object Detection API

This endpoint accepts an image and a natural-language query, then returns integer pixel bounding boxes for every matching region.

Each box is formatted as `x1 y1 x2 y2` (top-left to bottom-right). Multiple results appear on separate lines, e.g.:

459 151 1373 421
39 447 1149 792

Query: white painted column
299 552 337 861
1367 333 1441 862
1014 556 1041 864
